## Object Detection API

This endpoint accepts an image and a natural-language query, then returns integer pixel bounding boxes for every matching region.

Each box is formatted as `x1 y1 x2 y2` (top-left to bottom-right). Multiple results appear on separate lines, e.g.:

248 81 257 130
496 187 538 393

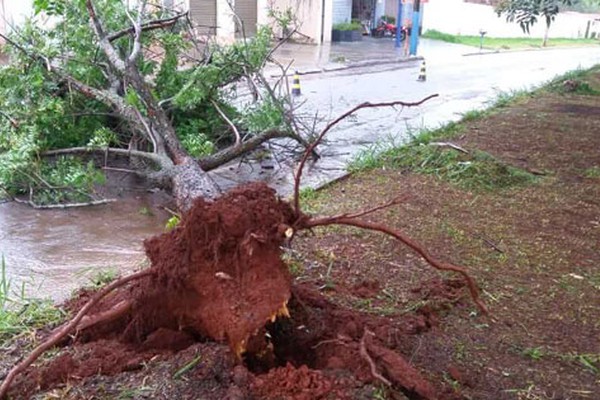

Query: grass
0 256 65 344
349 122 536 191
422 29 600 50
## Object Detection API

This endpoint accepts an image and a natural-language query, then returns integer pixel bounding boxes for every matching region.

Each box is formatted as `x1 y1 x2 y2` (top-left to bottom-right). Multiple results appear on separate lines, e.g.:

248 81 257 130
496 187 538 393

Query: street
212 40 600 193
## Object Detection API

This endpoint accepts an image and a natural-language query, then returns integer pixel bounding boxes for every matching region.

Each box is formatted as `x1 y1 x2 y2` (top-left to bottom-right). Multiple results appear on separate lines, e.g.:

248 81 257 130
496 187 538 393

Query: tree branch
107 11 189 42
85 0 126 72
12 197 117 209
211 100 241 147
42 147 174 170
127 0 147 64
0 110 19 129
292 94 439 217
198 128 290 171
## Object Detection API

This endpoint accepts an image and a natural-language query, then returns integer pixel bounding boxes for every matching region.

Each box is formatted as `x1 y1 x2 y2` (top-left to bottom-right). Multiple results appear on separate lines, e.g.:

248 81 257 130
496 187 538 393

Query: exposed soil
2 71 600 400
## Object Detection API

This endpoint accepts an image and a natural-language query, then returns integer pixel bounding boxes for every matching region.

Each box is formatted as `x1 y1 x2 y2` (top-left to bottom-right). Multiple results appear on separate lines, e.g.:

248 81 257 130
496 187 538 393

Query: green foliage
268 7 295 32
0 1 282 204
34 157 106 205
380 15 396 24
181 132 215 158
165 216 181 231
545 69 600 95
239 98 286 134
495 0 575 32
583 166 600 177
333 22 363 31
89 268 118 288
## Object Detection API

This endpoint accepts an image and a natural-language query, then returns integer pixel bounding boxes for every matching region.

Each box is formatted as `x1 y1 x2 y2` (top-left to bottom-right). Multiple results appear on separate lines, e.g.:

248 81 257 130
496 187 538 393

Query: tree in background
0 0 310 210
495 0 576 46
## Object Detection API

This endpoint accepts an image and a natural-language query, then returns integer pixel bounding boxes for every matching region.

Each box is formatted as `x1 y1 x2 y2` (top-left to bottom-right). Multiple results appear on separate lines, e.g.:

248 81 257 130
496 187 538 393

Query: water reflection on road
0 197 167 301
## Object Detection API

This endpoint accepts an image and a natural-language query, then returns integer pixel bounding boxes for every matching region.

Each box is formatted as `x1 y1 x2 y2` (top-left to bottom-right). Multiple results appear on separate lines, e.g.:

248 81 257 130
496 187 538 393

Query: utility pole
409 0 420 55
395 0 403 48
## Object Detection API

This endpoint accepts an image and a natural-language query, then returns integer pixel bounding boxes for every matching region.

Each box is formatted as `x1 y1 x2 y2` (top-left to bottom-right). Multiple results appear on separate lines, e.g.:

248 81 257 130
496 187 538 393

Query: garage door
189 0 217 35
235 0 257 38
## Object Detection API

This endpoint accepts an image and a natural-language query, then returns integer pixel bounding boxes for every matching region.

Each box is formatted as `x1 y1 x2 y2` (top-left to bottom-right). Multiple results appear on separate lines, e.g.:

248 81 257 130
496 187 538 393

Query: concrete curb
462 44 600 57
268 55 423 78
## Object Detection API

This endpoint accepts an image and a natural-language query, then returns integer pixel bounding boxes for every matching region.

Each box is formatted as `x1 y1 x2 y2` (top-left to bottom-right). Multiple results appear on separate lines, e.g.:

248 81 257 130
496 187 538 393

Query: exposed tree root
302 216 488 315
359 329 391 387
0 269 153 399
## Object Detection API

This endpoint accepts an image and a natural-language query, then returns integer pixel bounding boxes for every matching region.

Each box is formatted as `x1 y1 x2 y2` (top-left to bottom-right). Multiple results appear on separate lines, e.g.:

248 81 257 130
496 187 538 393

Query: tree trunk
171 156 221 211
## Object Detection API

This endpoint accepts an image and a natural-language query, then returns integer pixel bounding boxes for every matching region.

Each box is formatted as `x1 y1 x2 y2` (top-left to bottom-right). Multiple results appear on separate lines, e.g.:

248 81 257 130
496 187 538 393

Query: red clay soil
7 182 459 399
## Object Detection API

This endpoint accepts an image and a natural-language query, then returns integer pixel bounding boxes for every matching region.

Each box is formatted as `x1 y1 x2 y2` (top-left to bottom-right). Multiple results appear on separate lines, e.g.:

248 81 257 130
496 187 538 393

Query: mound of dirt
6 182 466 399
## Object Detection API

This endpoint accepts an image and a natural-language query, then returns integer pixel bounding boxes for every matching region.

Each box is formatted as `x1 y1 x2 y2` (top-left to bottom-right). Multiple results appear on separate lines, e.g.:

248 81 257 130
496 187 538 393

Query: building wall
423 0 600 39
332 0 352 24
264 0 331 43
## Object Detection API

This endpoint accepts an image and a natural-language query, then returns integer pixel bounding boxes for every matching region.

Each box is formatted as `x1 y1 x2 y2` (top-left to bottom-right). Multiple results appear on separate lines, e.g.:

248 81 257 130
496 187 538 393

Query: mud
8 183 451 399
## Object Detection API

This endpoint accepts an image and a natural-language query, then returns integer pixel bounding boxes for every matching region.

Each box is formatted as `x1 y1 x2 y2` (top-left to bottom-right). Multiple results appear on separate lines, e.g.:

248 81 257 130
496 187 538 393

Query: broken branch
292 94 440 217
0 269 154 399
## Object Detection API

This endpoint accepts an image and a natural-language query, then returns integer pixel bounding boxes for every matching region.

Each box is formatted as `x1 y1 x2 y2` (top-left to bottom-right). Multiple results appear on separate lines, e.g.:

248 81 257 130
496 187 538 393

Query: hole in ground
243 317 318 374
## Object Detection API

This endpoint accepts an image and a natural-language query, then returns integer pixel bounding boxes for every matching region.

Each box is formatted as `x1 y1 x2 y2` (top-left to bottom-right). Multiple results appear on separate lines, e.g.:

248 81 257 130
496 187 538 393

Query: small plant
1 256 65 344
138 206 154 216
583 166 600 178
90 268 118 288
522 347 545 361
165 215 181 231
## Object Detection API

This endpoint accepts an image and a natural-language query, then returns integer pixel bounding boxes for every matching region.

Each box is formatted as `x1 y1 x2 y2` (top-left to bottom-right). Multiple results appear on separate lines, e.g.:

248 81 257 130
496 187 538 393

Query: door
189 0 217 35
235 0 257 38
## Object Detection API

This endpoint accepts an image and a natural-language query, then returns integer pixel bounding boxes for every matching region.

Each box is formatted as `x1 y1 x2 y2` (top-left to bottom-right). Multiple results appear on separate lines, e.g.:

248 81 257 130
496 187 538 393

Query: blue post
409 0 420 55
394 0 403 48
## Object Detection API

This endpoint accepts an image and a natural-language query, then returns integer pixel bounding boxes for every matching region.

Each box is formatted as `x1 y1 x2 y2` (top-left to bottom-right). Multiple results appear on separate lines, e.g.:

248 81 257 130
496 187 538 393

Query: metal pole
395 0 403 48
409 0 420 55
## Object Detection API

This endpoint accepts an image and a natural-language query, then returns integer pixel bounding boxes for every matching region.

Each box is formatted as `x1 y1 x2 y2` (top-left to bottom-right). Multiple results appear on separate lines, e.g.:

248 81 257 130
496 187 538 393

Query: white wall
1 0 34 32
263 0 331 43
332 0 352 24
423 0 600 39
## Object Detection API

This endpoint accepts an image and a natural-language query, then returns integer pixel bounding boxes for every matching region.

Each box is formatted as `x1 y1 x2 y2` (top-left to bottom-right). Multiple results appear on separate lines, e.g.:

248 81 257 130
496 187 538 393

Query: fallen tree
0 0 310 210
0 93 488 399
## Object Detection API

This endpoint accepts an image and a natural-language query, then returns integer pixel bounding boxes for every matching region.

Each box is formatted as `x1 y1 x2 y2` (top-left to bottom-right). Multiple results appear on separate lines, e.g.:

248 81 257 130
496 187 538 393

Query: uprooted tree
0 1 488 398
0 0 311 210
0 93 488 398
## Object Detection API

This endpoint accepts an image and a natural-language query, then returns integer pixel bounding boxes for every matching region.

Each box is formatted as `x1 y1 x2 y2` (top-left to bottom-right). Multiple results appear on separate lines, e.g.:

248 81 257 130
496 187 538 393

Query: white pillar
216 0 236 43
256 0 269 28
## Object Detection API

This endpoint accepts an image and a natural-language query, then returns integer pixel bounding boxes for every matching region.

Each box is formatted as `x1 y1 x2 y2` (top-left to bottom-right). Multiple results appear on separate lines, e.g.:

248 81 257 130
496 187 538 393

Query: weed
522 347 545 361
89 268 118 288
583 166 600 178
371 385 389 399
138 206 154 216
460 108 488 122
173 354 202 379
491 89 531 108
165 215 181 231
0 256 65 344
422 30 600 50
546 68 600 95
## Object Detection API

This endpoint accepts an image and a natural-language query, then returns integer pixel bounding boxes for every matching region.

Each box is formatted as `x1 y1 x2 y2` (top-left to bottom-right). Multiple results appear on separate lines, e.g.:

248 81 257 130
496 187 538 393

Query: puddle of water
0 197 167 302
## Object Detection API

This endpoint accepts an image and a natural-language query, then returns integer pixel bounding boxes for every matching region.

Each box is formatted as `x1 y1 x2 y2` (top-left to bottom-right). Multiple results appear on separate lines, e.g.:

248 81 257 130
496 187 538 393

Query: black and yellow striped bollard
292 71 302 96
417 60 426 82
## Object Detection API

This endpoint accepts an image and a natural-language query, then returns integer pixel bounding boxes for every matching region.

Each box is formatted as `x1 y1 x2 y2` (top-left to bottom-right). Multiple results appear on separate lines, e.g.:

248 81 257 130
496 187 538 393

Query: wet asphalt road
212 43 600 193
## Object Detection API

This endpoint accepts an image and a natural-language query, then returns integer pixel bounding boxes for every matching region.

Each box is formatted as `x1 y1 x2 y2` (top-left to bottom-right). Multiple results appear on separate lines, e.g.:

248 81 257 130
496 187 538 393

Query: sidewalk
267 36 419 76
265 37 481 78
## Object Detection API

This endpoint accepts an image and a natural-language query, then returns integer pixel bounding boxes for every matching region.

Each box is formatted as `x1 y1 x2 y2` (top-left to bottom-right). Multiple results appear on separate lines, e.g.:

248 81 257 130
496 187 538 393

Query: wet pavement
213 39 600 195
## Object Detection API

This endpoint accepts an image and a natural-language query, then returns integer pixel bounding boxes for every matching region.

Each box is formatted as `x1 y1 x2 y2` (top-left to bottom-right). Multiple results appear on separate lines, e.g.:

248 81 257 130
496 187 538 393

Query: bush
333 22 362 31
